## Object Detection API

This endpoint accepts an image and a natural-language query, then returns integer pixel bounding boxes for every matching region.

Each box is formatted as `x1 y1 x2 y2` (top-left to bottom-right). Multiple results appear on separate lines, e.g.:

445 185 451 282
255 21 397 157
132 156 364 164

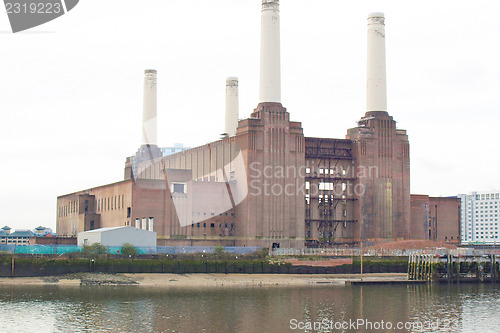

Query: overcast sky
1 0 499 231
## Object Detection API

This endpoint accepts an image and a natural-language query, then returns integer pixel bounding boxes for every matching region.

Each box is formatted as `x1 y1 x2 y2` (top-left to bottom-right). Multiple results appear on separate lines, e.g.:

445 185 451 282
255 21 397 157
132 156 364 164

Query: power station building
56 1 457 248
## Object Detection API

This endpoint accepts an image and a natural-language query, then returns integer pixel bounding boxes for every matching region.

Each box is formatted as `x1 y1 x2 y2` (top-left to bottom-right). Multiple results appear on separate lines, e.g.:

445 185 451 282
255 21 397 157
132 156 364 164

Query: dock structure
408 254 435 281
408 253 499 283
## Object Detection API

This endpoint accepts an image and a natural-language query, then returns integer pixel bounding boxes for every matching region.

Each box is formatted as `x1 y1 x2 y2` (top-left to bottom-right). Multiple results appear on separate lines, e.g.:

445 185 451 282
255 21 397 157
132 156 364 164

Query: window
85 200 89 212
148 217 154 231
173 183 185 194
319 182 333 191
127 207 131 218
210 223 215 228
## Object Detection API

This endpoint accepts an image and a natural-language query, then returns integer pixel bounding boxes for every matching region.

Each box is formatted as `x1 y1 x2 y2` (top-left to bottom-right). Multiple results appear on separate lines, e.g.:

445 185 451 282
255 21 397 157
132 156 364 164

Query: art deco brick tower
235 0 305 248
347 13 411 241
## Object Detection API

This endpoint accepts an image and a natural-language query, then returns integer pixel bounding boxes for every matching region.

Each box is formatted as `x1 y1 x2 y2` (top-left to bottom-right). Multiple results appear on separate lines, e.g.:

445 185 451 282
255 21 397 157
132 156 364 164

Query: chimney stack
142 69 157 145
225 77 239 137
366 12 387 112
259 0 281 103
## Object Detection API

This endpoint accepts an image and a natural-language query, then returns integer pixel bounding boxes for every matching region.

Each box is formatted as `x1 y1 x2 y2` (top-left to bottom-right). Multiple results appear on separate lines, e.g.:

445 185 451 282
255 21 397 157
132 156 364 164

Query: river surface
0 283 499 332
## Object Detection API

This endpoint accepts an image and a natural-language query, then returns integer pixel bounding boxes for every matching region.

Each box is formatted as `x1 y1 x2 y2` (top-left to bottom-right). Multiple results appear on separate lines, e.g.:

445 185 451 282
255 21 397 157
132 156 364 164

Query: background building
460 191 500 245
0 230 35 245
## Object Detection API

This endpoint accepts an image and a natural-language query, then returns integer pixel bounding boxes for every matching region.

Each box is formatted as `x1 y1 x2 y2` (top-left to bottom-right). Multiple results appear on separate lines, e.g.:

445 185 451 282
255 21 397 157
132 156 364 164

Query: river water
0 283 499 332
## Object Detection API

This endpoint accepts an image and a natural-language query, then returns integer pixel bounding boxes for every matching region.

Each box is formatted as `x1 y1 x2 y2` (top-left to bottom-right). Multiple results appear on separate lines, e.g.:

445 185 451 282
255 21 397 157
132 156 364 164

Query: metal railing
271 247 500 257
0 244 261 255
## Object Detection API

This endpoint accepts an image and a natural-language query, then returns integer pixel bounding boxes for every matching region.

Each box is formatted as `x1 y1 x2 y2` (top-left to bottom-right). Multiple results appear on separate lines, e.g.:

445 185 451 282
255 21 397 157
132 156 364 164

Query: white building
78 226 157 247
460 191 500 245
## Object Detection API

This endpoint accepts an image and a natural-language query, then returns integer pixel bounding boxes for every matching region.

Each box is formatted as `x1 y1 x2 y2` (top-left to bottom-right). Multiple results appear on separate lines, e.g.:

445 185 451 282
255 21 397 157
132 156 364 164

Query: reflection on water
0 283 499 332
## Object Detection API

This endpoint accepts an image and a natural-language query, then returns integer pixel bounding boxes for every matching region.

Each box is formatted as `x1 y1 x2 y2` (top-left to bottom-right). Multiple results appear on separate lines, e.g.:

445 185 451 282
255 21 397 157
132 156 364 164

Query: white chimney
225 77 239 137
366 12 387 112
259 0 281 103
142 69 157 145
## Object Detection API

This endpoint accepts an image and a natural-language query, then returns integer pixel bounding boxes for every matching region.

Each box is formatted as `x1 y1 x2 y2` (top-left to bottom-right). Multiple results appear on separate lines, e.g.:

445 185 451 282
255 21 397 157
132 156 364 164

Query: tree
82 243 108 256
121 243 138 256
213 245 225 255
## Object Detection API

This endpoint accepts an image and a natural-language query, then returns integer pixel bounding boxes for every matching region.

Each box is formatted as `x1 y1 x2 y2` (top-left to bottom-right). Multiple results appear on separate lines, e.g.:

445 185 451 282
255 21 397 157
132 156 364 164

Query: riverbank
0 272 408 287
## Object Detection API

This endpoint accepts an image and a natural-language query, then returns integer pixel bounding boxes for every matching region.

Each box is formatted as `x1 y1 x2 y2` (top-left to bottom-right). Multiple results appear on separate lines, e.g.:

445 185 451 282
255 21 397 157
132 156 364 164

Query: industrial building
56 1 459 248
460 191 500 245
410 195 461 244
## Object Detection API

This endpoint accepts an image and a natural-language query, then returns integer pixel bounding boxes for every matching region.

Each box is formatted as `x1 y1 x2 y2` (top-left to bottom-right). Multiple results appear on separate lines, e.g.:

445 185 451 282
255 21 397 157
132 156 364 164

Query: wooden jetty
408 253 499 283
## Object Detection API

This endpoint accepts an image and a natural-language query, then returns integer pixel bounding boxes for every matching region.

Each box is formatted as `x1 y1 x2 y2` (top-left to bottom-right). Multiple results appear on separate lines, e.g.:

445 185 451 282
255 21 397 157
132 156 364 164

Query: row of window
0 238 30 244
191 212 235 217
195 222 234 229
475 193 500 200
305 182 348 191
313 168 348 176
98 195 125 212
135 217 154 231
59 200 78 217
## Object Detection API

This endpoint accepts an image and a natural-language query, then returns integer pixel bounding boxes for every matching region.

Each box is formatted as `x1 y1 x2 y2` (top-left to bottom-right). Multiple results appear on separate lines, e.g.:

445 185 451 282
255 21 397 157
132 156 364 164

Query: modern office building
460 191 500 245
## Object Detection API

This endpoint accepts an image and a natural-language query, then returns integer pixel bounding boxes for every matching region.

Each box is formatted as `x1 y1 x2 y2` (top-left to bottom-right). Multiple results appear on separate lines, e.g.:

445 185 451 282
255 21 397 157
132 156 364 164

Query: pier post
446 254 453 282
491 254 496 283
479 261 484 282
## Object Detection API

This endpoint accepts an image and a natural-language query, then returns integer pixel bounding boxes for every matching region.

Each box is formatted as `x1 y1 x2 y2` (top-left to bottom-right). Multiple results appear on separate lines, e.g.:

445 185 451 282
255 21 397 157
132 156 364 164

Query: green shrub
82 243 108 256
213 246 225 255
121 243 138 256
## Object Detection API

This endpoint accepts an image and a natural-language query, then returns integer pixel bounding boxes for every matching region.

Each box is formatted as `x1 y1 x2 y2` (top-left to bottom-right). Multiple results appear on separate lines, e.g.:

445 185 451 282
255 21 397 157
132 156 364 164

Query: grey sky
1 0 499 230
